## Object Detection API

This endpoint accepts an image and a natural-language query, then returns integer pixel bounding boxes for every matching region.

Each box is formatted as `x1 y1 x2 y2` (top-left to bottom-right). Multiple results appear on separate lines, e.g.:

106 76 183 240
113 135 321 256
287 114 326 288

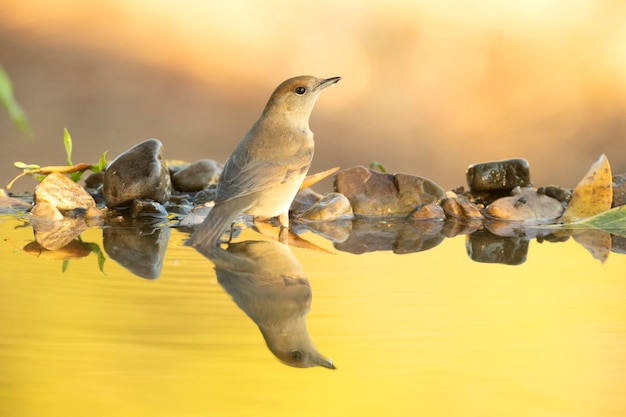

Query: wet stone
466 229 529 265
34 172 96 211
171 159 223 192
538 185 572 204
410 203 446 220
612 173 626 207
334 166 445 217
131 199 169 218
84 171 104 190
103 139 171 208
466 158 531 193
484 187 563 222
333 218 445 255
441 198 483 220
290 188 324 216
298 192 353 222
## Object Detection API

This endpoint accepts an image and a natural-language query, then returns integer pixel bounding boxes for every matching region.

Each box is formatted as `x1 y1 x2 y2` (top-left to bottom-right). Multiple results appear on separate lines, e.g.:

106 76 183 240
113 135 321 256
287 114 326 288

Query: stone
612 173 626 207
103 139 171 207
466 229 529 265
409 203 446 220
290 188 324 216
171 159 223 192
334 166 445 217
84 172 104 190
333 218 444 254
441 198 483 219
298 192 353 222
466 158 531 192
131 199 169 218
34 172 95 211
484 187 563 221
537 185 572 204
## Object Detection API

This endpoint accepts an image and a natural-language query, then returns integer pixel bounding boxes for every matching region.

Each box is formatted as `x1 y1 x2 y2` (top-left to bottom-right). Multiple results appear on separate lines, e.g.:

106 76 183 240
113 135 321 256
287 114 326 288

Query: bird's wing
215 150 310 203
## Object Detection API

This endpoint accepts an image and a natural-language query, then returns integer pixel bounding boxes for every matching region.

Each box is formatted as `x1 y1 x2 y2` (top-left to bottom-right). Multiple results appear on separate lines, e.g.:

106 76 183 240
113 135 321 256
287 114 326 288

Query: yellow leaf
561 154 613 223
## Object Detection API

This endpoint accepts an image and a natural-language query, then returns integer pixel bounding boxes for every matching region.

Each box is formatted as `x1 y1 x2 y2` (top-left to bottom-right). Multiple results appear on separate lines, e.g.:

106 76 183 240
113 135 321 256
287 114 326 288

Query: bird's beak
318 76 341 90
316 355 337 369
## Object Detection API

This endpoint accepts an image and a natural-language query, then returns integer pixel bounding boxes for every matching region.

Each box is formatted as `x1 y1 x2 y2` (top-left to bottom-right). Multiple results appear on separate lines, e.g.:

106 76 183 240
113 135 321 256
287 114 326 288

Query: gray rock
484 187 563 221
612 173 626 207
171 159 223 192
298 192 353 222
334 166 445 217
466 158 531 192
103 139 171 207
131 199 169 218
34 172 96 211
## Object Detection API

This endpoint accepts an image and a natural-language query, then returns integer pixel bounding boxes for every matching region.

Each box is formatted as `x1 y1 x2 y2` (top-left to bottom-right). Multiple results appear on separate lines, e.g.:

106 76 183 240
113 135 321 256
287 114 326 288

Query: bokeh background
1 0 626 192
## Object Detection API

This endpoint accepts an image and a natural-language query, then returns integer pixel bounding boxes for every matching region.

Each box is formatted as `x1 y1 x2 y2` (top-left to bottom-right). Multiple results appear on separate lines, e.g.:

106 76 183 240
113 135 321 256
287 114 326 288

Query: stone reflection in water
196 239 336 369
332 218 445 254
466 229 529 265
102 220 170 279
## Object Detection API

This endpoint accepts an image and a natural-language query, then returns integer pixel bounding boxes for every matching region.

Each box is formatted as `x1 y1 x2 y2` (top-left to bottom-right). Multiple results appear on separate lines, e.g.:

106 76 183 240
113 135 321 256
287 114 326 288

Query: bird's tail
187 202 241 252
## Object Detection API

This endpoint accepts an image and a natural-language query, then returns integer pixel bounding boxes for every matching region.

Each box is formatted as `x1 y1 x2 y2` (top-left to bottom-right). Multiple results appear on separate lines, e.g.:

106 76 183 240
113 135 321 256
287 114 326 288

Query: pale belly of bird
243 172 307 218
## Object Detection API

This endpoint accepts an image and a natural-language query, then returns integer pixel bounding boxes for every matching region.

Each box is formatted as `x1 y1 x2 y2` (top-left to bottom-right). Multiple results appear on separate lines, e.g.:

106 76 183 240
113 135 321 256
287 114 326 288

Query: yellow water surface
1 215 625 417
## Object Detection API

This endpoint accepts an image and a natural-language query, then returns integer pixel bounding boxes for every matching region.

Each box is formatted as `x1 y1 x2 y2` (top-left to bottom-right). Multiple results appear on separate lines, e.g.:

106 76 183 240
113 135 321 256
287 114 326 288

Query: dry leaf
299 167 340 191
561 154 613 223
570 229 612 263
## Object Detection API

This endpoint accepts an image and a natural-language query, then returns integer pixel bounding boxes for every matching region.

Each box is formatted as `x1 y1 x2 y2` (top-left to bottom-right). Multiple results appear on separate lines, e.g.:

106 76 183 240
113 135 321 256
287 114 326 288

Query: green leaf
63 128 73 166
569 205 626 237
90 150 108 173
369 161 387 173
14 161 40 170
84 242 107 274
0 66 30 137
62 259 70 272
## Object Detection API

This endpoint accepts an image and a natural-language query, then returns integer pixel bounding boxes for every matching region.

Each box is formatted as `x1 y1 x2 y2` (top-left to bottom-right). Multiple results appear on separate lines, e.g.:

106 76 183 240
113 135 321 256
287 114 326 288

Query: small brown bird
189 75 340 248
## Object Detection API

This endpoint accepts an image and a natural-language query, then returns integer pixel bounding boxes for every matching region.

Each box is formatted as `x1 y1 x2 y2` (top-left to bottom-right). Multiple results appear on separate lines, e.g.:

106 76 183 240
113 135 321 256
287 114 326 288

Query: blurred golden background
1 0 625 192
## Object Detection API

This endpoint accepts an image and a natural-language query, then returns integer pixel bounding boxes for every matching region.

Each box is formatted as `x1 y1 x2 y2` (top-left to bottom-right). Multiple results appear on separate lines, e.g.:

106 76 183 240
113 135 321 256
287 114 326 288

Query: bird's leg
278 212 289 244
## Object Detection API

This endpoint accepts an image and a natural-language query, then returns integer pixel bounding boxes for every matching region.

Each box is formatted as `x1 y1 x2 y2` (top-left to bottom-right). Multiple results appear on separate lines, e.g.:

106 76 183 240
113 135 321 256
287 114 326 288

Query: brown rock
334 166 445 217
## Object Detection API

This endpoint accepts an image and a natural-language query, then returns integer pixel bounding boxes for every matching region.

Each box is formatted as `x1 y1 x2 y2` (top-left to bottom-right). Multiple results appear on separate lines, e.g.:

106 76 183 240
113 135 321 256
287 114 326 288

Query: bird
188 75 341 249
199 238 336 369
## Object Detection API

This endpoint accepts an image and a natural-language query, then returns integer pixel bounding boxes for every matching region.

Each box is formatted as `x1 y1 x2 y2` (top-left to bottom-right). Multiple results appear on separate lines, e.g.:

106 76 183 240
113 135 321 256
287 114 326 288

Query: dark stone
612 173 626 207
537 185 572 204
103 139 171 208
466 229 529 265
466 158 531 192
131 199 169 218
334 166 445 217
171 159 223 192
102 220 170 279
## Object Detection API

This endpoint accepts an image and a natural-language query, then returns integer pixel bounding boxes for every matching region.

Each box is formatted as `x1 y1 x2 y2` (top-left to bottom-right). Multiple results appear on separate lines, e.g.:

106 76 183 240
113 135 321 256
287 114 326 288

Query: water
1 214 625 417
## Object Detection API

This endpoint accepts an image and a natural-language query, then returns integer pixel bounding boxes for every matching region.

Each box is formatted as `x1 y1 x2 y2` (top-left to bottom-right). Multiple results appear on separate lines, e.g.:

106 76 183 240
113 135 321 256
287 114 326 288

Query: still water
1 213 625 417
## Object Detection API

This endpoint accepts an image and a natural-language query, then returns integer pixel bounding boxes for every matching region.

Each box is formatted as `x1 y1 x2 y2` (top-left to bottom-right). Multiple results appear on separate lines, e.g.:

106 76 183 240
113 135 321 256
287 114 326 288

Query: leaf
369 161 387 173
569 205 626 237
63 128 73 166
570 229 611 263
561 154 613 223
0 66 30 137
14 161 40 170
84 242 107 274
62 259 70 272
90 150 108 173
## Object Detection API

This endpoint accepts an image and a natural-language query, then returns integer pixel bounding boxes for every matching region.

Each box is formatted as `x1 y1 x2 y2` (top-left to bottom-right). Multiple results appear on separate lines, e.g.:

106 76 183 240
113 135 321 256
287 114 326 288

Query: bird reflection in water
195 239 335 369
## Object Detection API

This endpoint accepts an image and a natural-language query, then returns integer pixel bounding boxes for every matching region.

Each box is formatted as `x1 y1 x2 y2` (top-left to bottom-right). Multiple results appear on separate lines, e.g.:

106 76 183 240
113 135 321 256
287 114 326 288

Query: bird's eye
294 86 306 95
290 351 302 361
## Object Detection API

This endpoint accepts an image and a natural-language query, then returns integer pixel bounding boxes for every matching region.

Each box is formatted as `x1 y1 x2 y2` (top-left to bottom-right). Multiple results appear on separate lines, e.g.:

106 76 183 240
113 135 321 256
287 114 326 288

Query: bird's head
262 75 341 122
